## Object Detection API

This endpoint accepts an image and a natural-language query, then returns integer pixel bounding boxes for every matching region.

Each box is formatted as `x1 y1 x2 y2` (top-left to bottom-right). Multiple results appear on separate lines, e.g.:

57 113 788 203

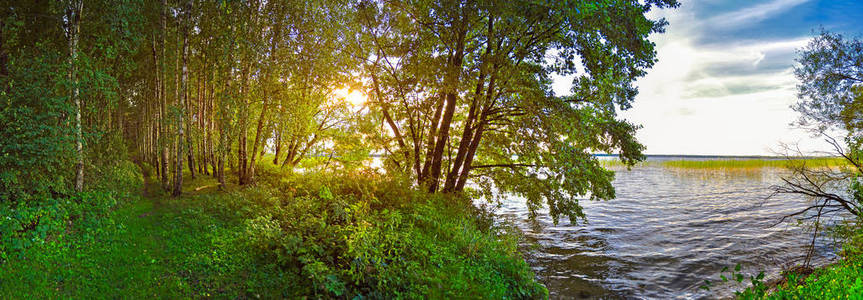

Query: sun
334 87 367 107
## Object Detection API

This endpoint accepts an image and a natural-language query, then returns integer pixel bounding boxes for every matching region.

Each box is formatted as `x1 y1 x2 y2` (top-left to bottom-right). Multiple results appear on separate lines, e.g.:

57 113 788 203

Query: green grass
0 162 546 298
764 256 863 299
0 175 242 298
0 194 192 298
724 219 863 299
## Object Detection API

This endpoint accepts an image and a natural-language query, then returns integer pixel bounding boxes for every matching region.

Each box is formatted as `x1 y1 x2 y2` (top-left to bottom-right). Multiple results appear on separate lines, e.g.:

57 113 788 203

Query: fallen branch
194 183 221 191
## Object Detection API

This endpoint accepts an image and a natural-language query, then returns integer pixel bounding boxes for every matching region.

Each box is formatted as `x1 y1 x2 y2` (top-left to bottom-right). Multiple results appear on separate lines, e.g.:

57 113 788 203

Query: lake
493 157 848 299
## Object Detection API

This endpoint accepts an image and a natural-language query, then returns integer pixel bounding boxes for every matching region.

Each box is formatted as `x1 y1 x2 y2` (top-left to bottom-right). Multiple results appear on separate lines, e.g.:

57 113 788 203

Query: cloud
552 0 862 155
651 36 809 99
675 107 695 116
706 0 812 30
614 1 837 155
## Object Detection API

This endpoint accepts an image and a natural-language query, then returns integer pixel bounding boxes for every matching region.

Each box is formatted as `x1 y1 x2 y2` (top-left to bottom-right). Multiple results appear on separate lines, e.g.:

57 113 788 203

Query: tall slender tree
173 0 191 196
64 0 84 192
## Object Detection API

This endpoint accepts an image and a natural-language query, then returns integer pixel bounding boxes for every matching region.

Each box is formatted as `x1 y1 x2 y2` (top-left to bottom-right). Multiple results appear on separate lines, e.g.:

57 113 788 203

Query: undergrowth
0 161 547 299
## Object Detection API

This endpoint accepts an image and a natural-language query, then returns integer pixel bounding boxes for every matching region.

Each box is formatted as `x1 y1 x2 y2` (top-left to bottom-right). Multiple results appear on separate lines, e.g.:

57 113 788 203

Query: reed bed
660 157 848 170
598 159 646 168
597 157 849 170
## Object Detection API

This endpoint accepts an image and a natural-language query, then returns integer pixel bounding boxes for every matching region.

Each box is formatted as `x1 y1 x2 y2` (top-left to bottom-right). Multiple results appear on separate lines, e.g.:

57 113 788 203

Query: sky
554 0 863 156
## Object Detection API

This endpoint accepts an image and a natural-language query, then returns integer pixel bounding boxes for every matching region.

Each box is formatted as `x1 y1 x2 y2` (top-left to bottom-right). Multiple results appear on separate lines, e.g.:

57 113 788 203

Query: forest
3 0 863 299
1 0 673 216
0 0 675 297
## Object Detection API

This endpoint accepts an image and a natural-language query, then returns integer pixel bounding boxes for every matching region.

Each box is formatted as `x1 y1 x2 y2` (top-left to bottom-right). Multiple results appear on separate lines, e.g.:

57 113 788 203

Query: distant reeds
660 157 848 170
597 157 849 170
598 159 643 168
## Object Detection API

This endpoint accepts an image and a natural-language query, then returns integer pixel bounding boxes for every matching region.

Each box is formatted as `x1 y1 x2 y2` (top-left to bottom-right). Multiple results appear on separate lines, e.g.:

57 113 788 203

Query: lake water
493 161 849 299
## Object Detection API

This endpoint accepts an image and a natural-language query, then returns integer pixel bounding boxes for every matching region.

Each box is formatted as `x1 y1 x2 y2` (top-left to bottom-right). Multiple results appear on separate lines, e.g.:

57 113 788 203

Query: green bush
189 171 547 298
1 165 544 298
0 191 118 262
90 160 144 197
0 159 140 263
766 256 863 299
0 50 76 204
757 217 863 299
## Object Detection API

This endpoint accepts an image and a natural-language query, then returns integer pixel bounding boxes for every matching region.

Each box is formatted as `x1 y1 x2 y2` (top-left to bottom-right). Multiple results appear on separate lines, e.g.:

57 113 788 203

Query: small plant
700 263 767 299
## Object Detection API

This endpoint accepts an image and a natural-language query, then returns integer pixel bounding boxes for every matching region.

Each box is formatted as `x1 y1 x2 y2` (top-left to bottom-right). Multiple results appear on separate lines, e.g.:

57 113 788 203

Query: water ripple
493 166 848 299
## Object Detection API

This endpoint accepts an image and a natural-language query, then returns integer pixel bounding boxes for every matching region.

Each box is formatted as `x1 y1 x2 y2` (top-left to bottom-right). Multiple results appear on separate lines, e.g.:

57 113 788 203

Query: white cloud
610 2 832 155
546 1 834 155
753 52 767 66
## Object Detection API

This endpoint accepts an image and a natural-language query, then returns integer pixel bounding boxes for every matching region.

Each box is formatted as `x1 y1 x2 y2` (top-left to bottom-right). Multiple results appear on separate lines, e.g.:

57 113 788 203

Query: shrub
0 190 119 262
755 216 863 299
0 159 140 263
91 160 144 197
767 256 863 299
232 171 548 298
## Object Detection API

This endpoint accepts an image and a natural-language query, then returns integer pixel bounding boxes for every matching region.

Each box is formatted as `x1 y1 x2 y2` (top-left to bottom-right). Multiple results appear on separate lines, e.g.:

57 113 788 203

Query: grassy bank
725 221 863 299
730 253 863 299
759 222 863 299
766 256 863 298
0 163 547 298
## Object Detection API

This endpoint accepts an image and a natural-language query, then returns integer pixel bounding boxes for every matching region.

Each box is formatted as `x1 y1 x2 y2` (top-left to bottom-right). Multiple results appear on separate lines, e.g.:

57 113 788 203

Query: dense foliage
0 168 547 298
1 0 676 222
767 259 863 299
794 30 863 133
352 0 678 223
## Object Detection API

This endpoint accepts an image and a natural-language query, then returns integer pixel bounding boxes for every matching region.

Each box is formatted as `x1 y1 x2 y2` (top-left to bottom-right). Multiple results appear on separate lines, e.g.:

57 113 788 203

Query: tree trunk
427 94 456 192
159 0 169 191
237 67 249 185
198 71 207 175
419 95 444 184
281 138 298 168
455 116 486 191
172 0 190 197
455 70 497 192
217 52 231 189
443 75 484 192
186 80 195 179
248 99 265 181
272 129 281 165
445 18 495 193
185 69 195 179
66 0 85 193
370 69 408 167
0 19 8 81
248 22 280 183
427 26 466 192
208 78 217 178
